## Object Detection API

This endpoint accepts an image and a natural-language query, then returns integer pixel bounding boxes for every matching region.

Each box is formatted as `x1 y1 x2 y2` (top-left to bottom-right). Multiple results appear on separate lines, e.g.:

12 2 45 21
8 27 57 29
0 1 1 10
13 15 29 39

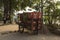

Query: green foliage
56 1 60 5
20 0 33 9
10 0 20 11
0 0 3 8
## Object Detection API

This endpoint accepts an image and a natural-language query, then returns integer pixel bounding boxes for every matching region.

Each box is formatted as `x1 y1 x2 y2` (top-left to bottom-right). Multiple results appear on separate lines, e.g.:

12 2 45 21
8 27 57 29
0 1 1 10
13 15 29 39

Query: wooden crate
18 12 42 32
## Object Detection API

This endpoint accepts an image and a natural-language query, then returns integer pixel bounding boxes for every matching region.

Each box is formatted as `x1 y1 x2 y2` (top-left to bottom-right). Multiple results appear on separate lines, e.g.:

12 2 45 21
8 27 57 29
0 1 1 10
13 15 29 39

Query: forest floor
0 23 60 40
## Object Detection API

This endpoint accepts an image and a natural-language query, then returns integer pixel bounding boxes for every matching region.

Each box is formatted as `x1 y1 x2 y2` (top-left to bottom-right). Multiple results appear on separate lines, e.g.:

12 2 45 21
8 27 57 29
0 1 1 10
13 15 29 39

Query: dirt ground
0 24 60 40
0 24 18 32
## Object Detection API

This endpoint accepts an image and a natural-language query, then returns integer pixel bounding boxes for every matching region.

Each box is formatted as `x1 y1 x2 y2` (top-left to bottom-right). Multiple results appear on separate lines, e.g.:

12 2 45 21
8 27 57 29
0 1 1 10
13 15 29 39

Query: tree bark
3 0 9 24
3 0 12 24
8 0 12 23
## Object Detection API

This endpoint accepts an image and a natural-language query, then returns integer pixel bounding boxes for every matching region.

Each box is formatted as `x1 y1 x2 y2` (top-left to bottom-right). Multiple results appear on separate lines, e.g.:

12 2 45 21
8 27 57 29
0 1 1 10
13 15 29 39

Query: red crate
18 12 42 33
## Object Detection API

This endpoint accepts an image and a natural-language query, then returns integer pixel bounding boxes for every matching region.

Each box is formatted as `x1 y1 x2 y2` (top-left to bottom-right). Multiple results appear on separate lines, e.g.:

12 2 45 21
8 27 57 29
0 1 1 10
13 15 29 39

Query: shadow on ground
0 31 60 40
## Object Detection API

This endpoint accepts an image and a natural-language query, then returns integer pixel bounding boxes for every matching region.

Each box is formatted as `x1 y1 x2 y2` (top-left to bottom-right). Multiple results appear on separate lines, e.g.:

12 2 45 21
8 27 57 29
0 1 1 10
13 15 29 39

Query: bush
48 24 60 35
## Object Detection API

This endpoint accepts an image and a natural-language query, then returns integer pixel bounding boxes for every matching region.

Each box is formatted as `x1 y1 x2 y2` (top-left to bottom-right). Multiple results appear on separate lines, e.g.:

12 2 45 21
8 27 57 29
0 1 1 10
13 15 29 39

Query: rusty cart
17 12 42 34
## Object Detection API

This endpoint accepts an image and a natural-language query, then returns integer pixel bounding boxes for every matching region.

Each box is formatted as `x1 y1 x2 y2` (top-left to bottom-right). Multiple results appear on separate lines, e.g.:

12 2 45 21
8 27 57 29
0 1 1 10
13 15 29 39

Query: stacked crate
38 12 42 30
27 12 42 33
18 12 42 33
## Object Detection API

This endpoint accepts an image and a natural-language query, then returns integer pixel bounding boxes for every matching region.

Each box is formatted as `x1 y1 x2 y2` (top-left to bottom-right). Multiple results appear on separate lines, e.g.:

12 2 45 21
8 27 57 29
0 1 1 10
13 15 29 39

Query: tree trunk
3 0 9 24
3 0 12 24
8 0 12 23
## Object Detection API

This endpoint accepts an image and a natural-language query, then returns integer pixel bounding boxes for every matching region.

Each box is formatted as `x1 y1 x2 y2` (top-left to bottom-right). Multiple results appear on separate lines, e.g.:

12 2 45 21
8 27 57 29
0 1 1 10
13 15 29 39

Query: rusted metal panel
18 12 42 33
